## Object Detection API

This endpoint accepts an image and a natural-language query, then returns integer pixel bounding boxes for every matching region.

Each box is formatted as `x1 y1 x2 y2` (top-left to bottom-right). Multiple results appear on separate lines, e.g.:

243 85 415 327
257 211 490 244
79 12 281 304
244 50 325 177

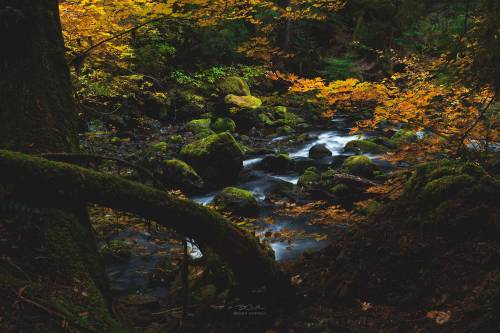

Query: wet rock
180 132 243 187
161 159 205 194
342 155 377 178
216 76 251 96
257 154 295 173
265 181 300 202
294 157 316 173
309 144 333 159
344 139 389 154
298 167 320 188
213 187 259 216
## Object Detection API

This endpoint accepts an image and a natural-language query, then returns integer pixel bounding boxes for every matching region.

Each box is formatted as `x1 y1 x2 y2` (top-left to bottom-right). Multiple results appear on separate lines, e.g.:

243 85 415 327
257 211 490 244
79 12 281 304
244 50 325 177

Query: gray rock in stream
309 144 332 159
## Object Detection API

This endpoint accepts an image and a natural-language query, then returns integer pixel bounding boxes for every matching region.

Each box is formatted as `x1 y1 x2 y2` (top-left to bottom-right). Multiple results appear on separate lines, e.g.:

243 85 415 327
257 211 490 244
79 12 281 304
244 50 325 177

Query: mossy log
0 149 278 287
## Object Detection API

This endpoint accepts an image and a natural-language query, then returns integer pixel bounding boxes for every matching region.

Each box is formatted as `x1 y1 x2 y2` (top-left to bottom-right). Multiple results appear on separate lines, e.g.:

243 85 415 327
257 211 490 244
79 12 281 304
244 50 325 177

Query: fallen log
0 149 278 287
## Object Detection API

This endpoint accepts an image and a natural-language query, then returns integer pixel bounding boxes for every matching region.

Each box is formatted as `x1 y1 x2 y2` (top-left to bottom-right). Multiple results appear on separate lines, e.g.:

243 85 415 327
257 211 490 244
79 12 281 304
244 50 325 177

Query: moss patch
216 76 251 96
179 133 244 186
224 94 262 109
342 155 377 178
213 187 259 217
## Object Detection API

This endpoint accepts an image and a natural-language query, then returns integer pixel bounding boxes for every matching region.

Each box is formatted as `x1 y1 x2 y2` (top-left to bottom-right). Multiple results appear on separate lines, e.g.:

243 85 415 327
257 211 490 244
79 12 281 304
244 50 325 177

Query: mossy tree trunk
0 1 120 331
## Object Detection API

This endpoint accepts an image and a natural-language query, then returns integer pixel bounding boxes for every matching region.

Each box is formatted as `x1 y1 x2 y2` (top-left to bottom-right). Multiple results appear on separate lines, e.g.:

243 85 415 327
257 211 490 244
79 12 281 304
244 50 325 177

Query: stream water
104 115 388 296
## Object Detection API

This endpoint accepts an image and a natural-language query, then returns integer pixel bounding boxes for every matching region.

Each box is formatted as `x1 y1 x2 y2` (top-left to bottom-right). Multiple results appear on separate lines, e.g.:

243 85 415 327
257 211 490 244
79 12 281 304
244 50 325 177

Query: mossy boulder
391 160 500 233
391 129 418 145
180 132 244 186
170 90 206 120
211 117 236 133
142 91 170 121
224 94 262 109
309 144 332 159
344 139 389 154
298 167 320 188
216 76 251 96
258 154 295 173
161 159 205 194
342 155 377 178
213 187 259 217
184 118 214 139
100 240 131 263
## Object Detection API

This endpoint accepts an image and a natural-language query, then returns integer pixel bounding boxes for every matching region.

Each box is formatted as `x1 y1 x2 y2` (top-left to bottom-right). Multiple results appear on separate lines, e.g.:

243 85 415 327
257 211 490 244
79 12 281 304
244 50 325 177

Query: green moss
274 105 288 115
224 94 262 109
391 129 418 145
100 240 131 262
330 184 349 196
150 141 168 152
169 134 184 144
342 155 377 178
216 76 251 96
162 159 204 193
213 187 258 216
211 117 236 133
298 167 320 187
179 133 244 186
185 118 214 138
344 140 389 154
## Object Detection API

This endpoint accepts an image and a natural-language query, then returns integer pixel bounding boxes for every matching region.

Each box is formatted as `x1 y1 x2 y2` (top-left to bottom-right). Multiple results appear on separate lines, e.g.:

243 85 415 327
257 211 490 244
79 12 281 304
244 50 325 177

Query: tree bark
0 1 119 331
0 0 78 153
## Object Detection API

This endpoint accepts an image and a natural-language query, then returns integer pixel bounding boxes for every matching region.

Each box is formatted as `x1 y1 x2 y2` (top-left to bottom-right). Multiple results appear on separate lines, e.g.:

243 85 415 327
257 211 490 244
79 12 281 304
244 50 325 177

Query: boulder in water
257 154 295 173
180 132 244 187
161 159 205 194
342 155 377 178
309 144 332 159
213 187 259 216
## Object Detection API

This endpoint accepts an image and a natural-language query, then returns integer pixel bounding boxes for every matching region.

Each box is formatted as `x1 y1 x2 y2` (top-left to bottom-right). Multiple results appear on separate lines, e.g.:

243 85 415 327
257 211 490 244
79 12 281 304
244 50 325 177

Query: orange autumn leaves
269 60 497 160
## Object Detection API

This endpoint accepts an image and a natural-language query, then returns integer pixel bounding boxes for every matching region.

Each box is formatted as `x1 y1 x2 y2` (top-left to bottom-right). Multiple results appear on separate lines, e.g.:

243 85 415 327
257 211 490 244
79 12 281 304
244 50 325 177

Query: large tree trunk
0 0 79 153
0 1 120 331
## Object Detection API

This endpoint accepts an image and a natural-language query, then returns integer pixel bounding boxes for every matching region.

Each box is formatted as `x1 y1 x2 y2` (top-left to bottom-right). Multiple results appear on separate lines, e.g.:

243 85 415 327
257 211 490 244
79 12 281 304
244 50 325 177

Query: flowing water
105 115 385 295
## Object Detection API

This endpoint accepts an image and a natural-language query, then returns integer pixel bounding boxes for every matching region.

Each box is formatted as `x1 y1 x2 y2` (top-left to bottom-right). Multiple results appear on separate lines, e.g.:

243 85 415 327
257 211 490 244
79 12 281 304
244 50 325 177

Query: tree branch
0 150 278 288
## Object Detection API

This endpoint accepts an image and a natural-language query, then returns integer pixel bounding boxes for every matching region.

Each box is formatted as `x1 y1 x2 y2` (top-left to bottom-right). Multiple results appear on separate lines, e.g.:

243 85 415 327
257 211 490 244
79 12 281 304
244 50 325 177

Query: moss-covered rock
180 133 244 186
342 155 377 178
224 94 262 109
309 144 332 159
150 141 168 152
344 140 389 154
162 159 205 194
391 129 418 145
213 187 259 216
216 76 251 96
211 117 236 133
298 167 320 188
142 91 170 120
184 118 214 138
258 154 295 173
100 240 131 262
170 90 207 120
